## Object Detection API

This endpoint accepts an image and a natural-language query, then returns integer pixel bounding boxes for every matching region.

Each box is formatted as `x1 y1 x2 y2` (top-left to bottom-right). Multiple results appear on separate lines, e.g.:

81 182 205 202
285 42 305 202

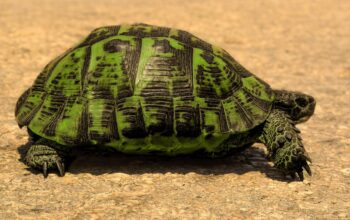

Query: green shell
15 23 274 155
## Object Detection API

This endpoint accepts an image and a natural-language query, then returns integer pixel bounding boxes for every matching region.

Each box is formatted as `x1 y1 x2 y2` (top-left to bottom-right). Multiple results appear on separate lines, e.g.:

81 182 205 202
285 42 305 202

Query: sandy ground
1 0 350 219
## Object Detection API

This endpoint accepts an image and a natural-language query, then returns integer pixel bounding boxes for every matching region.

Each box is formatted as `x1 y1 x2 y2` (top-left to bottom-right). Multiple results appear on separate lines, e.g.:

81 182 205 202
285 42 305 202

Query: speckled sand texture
1 0 349 219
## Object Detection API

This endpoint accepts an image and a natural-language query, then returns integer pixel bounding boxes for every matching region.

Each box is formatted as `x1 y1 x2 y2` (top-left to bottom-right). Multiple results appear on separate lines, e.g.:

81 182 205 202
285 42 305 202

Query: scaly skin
25 138 69 177
259 109 312 180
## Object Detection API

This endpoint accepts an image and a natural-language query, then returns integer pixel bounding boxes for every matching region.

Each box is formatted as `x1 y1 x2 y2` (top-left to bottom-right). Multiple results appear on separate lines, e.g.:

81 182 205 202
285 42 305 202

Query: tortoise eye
296 97 308 107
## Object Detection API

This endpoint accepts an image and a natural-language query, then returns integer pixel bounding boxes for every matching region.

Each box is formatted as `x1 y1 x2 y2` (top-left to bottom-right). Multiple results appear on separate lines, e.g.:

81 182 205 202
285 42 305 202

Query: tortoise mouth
296 116 309 123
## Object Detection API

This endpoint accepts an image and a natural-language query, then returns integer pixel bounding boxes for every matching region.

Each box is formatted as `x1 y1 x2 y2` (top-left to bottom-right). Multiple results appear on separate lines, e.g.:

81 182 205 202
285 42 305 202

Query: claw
303 163 312 176
294 127 301 133
43 162 48 178
297 171 304 181
303 153 312 163
56 159 65 177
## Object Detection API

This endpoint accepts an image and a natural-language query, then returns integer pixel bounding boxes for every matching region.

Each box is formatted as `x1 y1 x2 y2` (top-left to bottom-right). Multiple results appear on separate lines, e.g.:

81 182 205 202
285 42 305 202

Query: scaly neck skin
272 90 296 121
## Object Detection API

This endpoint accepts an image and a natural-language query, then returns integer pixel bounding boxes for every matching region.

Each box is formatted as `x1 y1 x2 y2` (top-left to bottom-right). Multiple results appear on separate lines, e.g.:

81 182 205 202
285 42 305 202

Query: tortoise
15 23 316 179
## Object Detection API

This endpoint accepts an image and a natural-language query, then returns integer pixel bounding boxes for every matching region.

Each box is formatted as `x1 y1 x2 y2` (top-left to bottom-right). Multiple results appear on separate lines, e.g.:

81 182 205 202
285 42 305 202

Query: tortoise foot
273 144 312 181
25 140 68 178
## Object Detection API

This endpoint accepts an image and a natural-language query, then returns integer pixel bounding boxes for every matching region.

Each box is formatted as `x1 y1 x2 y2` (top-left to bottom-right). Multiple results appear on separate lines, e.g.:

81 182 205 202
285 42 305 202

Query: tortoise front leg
259 109 312 180
25 138 69 177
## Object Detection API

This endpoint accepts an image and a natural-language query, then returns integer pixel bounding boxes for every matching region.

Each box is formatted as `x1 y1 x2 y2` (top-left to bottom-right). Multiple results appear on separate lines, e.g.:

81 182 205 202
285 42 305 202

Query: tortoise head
273 90 316 123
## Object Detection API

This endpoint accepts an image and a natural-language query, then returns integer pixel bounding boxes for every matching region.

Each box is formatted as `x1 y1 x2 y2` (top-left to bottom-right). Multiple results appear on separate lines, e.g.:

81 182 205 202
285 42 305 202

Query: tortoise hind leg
259 109 312 180
25 138 70 177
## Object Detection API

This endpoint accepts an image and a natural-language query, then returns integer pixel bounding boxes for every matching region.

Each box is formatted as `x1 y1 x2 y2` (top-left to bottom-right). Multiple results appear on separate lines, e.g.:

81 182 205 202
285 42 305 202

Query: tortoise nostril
296 97 308 107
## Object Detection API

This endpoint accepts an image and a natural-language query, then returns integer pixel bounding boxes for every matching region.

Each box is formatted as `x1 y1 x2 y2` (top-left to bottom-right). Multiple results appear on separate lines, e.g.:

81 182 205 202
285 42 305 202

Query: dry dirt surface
1 0 350 219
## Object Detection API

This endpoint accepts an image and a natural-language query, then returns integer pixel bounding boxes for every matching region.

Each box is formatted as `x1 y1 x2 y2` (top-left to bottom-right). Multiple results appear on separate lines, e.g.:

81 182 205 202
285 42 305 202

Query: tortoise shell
15 23 274 155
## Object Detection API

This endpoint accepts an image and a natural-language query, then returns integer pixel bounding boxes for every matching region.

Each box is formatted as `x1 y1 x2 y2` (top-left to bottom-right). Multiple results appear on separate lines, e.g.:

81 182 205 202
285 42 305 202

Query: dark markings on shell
242 88 271 113
219 51 238 66
35 48 76 93
204 99 221 108
109 104 120 140
197 51 223 99
15 24 274 148
116 85 133 101
78 100 89 144
89 100 119 144
18 93 46 127
32 62 54 91
15 88 31 117
230 61 255 78
228 69 242 94
200 109 211 134
79 26 121 47
173 30 213 53
138 38 194 136
196 65 220 98
91 87 114 100
201 51 215 64
121 38 142 91
141 81 171 97
121 103 147 138
100 37 142 98
175 104 201 137
120 24 171 38
231 96 253 129
81 46 91 95
144 96 174 136
164 102 174 136
173 44 193 97
103 39 128 53
219 103 229 132
168 29 254 83
43 98 66 136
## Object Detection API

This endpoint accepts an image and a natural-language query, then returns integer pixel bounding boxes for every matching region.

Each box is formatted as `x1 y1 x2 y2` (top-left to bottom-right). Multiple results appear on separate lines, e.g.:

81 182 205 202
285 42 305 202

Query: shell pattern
15 24 274 155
